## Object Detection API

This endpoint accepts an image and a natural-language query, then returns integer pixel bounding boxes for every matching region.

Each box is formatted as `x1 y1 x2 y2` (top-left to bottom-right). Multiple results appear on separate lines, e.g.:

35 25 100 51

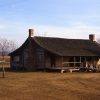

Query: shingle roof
34 36 100 56
9 36 100 56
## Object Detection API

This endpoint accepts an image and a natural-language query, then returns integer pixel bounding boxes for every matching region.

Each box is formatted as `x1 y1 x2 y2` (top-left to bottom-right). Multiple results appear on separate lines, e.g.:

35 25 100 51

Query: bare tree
0 38 9 58
0 38 18 56
0 38 9 78
0 38 18 78
8 40 18 53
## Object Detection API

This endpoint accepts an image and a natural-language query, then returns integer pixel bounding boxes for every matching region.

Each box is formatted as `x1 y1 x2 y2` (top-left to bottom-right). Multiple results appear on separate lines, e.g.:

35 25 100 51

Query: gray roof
9 36 100 56
34 36 100 56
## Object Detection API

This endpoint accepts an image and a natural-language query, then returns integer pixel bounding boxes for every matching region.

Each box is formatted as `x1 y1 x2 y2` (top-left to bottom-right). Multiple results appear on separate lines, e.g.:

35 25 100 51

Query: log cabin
9 29 100 71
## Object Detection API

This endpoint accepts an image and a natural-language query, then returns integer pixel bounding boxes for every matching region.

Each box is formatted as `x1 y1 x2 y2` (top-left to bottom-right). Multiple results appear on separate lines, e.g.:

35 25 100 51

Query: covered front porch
46 55 99 72
62 56 99 68
59 56 99 72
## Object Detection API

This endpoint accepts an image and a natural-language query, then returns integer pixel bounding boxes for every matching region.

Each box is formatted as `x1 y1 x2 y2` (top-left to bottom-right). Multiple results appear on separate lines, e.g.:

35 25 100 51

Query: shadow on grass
0 67 99 74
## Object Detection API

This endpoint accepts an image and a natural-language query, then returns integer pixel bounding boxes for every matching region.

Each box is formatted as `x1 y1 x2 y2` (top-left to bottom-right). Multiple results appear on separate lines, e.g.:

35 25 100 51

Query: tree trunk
2 55 5 78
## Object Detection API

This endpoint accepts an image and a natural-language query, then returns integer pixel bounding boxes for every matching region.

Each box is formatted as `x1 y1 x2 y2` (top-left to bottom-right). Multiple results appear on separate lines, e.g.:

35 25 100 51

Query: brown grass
0 72 100 100
0 56 10 62
0 62 10 68
0 56 10 68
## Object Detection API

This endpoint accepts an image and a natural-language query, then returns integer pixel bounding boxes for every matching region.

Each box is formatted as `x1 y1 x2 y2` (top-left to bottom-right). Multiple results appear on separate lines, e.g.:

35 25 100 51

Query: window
13 56 20 62
24 51 28 60
36 49 45 67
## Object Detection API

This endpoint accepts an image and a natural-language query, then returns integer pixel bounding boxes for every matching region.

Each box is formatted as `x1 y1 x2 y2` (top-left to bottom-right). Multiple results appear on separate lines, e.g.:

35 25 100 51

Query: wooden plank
74 57 75 67
80 56 81 67
61 56 63 68
62 62 81 64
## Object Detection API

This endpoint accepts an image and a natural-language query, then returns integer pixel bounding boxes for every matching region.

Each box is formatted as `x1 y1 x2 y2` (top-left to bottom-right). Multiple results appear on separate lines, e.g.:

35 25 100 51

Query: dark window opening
13 56 20 62
36 49 45 67
50 55 55 67
69 57 74 67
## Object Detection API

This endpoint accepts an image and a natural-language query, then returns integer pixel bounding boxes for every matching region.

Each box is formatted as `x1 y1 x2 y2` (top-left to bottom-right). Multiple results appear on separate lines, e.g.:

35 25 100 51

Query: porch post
74 56 76 67
61 56 63 68
61 56 64 73
80 56 81 67
85 57 87 67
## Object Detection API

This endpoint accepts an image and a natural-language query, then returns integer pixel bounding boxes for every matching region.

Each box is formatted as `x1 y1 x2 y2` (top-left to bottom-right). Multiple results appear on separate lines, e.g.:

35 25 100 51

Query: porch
46 56 99 72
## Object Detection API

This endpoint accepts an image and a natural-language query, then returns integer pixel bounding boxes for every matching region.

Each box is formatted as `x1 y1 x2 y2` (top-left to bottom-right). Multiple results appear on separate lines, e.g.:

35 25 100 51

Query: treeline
0 38 17 56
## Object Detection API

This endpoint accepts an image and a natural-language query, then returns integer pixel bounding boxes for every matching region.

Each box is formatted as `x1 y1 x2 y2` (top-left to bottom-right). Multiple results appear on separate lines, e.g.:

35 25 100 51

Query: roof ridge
34 36 89 41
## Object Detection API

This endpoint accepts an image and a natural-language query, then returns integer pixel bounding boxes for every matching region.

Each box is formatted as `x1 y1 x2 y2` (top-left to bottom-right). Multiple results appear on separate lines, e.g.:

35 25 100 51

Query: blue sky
0 0 100 45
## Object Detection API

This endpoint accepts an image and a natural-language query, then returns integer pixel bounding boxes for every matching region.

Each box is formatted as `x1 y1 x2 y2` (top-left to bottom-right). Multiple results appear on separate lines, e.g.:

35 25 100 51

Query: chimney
89 34 95 41
29 29 34 37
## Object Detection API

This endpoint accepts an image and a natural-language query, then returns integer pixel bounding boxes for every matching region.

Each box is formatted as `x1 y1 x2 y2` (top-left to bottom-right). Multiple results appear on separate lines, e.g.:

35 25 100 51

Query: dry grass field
0 56 10 68
0 72 100 100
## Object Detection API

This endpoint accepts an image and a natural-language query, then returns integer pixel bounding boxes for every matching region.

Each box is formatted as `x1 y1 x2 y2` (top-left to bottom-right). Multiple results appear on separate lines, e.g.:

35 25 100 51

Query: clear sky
0 0 100 45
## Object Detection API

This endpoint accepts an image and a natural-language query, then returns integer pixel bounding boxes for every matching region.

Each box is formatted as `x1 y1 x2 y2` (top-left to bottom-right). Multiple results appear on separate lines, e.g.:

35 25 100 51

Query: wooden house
9 29 100 71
